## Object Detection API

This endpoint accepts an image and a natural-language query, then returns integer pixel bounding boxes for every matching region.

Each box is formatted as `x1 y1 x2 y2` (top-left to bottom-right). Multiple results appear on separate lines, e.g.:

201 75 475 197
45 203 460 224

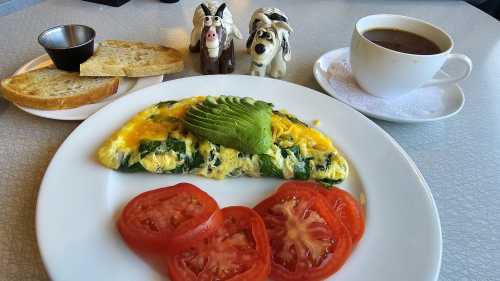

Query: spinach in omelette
97 96 348 186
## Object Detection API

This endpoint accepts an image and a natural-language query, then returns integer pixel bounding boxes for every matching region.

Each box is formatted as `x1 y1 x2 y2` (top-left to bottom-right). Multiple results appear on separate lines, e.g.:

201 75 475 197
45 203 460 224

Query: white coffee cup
350 14 472 98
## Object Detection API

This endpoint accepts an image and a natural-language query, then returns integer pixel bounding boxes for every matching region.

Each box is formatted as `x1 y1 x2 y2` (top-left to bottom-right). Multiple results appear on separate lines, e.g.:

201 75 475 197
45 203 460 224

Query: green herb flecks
293 158 312 180
149 115 181 123
138 138 186 158
188 151 205 169
138 140 162 158
156 100 178 108
315 153 333 171
319 178 343 187
259 154 283 178
118 154 145 172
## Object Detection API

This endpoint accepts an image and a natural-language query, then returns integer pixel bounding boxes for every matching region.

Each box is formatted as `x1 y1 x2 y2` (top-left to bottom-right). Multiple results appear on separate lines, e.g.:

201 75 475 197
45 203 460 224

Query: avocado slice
223 97 272 129
188 116 250 133
185 109 251 134
184 120 234 143
184 96 273 154
186 109 244 128
212 98 255 121
185 117 238 136
196 100 256 124
222 98 256 118
189 105 254 127
184 120 240 151
231 97 273 123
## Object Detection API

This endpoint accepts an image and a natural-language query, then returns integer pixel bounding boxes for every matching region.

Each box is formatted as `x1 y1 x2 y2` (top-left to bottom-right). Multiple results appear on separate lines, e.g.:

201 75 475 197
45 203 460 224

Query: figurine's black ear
215 3 226 18
281 35 290 59
246 31 256 49
269 13 287 22
200 3 211 16
272 21 292 62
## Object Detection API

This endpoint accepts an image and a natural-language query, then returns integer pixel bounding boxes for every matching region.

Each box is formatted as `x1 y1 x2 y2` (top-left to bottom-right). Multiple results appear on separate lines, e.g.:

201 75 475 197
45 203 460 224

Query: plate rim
313 47 465 123
11 53 164 121
35 74 442 281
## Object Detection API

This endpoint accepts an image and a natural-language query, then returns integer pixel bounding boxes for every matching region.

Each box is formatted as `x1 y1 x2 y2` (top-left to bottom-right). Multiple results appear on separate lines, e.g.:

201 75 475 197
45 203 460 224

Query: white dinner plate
36 75 442 281
313 47 465 123
12 54 163 120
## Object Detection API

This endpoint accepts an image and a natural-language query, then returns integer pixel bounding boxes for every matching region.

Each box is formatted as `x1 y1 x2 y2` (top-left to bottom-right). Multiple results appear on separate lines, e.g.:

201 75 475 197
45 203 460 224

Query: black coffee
363 28 441 55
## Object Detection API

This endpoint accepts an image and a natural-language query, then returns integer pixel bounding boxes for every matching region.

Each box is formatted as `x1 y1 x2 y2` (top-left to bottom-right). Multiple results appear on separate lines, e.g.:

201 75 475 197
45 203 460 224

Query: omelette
97 96 348 185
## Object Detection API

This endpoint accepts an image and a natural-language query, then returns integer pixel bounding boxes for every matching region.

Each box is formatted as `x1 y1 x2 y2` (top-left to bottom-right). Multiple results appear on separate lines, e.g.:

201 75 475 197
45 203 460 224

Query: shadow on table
0 98 9 116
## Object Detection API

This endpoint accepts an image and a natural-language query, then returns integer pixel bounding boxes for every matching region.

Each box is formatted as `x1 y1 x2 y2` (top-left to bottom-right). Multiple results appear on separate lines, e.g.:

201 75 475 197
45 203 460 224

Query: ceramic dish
12 54 163 120
313 47 465 123
36 75 441 281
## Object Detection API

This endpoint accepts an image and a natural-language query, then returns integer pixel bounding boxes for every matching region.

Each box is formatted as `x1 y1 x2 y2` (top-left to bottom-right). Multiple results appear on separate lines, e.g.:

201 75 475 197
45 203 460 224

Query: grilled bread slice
0 67 119 110
80 40 184 77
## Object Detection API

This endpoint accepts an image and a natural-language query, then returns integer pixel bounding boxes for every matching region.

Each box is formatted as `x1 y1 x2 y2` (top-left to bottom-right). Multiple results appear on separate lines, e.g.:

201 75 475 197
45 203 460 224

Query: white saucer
12 54 164 121
313 47 465 123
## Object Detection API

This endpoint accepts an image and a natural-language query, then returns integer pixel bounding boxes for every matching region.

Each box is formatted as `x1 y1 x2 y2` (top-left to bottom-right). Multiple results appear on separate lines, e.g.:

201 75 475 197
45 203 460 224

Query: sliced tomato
117 183 223 269
167 206 271 281
278 181 365 245
317 187 365 245
255 187 352 281
276 180 320 195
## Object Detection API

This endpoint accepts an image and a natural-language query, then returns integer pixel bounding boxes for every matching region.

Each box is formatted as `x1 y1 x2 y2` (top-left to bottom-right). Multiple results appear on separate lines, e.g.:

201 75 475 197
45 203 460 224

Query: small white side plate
313 47 465 123
12 54 163 120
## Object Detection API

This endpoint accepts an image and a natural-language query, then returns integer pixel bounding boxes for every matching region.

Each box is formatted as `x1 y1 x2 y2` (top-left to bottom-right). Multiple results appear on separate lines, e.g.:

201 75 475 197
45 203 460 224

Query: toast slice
0 67 119 110
80 40 184 77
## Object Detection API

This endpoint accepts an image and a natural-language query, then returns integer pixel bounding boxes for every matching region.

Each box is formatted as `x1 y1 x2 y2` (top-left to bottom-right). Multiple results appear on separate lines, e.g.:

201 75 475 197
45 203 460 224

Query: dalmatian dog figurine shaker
190 1 242 74
247 8 293 78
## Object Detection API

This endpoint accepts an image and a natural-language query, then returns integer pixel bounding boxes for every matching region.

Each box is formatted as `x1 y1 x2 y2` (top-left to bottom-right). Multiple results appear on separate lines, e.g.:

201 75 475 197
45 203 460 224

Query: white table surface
0 0 499 280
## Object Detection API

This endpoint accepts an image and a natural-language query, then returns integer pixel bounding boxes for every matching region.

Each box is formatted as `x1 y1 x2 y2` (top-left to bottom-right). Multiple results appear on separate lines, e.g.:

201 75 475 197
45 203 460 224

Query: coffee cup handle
422 54 472 87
